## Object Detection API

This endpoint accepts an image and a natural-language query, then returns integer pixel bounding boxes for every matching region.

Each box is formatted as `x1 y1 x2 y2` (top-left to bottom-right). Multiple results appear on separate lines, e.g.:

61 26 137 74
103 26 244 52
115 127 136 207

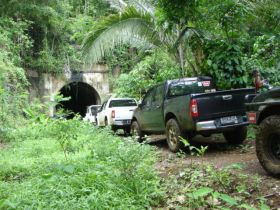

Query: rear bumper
196 115 248 131
112 119 131 127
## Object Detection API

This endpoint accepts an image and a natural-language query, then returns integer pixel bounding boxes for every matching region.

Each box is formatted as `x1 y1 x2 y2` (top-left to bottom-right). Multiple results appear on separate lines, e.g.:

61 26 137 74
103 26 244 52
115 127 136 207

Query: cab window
152 85 164 106
142 88 155 107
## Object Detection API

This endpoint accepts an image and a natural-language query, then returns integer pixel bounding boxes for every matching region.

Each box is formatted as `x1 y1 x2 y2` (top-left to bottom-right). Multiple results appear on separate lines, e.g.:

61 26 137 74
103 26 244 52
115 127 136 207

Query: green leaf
207 59 212 66
42 173 53 179
63 165 75 174
225 163 245 170
219 194 238 206
3 200 17 209
239 204 257 210
213 63 218 70
259 203 270 210
212 191 220 198
192 187 213 199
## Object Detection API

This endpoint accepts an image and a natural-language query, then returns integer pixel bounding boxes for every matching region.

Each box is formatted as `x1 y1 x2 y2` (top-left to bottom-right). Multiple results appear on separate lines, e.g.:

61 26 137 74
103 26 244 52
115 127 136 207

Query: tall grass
0 118 163 209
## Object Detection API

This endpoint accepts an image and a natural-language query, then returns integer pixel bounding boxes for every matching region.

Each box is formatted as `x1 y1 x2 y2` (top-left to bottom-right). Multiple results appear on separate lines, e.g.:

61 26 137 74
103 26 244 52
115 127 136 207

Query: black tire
223 126 247 145
166 119 184 153
124 127 131 136
111 125 117 132
256 115 280 177
105 118 108 126
130 121 143 142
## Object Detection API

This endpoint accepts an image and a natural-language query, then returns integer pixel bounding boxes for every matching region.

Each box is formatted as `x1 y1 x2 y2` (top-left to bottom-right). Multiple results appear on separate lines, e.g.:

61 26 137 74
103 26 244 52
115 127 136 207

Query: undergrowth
160 163 269 210
0 118 163 209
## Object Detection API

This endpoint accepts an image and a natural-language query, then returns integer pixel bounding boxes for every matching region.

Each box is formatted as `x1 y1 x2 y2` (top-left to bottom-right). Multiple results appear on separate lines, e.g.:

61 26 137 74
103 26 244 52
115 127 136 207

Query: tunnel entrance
57 82 101 117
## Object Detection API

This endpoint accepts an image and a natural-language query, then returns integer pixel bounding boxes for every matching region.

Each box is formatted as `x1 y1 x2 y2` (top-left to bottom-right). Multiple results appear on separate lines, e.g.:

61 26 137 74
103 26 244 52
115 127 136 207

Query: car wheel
166 118 183 153
256 115 280 177
123 127 131 136
223 126 247 145
131 121 143 142
105 118 108 126
111 125 117 132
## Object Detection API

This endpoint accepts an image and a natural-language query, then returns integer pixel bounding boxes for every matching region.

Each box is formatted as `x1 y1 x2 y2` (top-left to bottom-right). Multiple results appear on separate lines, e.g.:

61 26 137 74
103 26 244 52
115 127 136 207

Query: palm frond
82 7 161 64
173 27 205 50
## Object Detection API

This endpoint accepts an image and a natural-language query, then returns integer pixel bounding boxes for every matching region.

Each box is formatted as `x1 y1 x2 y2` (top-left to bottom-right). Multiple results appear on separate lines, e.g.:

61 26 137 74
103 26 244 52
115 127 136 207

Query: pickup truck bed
191 88 254 132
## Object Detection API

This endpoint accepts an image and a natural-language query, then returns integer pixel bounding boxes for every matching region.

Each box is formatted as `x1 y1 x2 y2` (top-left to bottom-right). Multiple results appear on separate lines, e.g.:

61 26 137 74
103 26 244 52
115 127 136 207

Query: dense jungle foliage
0 0 279 209
0 0 279 94
81 0 280 96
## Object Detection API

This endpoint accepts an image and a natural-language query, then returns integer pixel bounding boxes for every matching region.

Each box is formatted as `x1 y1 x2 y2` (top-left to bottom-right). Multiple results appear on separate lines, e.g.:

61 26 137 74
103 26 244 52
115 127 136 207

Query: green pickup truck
131 77 255 152
246 87 280 176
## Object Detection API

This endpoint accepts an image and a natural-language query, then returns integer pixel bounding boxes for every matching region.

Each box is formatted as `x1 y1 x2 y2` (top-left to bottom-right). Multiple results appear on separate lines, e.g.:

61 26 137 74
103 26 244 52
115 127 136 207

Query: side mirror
263 79 272 89
138 100 145 108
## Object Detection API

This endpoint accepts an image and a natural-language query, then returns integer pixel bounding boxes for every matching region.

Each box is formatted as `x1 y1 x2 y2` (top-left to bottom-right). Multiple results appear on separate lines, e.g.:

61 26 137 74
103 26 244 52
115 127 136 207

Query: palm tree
82 1 200 76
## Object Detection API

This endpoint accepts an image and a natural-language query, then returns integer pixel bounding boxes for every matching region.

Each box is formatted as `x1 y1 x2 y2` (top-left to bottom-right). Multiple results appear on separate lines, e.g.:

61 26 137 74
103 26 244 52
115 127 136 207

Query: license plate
123 120 131 124
220 116 238 125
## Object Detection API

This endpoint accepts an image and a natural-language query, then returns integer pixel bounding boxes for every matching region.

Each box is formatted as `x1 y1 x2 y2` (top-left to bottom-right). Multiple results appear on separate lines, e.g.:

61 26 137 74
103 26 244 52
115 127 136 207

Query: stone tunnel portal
57 82 101 117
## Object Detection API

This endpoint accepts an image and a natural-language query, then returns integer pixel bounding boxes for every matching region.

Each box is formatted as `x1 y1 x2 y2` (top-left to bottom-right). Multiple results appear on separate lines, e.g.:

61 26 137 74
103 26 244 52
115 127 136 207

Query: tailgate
193 88 255 121
113 107 137 120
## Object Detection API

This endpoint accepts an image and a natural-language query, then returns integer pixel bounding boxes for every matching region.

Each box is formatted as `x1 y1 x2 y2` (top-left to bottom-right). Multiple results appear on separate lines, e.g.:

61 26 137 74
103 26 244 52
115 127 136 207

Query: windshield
109 99 137 108
168 80 215 97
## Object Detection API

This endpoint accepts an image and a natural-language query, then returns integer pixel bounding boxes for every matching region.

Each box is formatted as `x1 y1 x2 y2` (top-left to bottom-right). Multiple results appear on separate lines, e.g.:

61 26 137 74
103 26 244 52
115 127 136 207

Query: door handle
222 95 232 100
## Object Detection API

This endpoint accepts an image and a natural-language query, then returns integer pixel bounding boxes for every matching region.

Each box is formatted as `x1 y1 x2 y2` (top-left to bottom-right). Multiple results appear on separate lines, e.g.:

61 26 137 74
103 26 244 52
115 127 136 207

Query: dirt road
147 134 280 209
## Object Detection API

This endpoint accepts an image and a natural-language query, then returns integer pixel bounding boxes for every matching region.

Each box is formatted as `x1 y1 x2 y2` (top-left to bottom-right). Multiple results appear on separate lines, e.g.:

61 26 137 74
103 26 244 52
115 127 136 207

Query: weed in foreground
159 163 269 210
0 119 163 210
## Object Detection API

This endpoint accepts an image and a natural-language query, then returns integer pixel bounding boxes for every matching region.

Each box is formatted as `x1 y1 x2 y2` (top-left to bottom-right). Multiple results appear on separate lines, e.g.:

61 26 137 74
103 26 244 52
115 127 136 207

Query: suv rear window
109 100 137 107
91 106 100 115
168 80 215 97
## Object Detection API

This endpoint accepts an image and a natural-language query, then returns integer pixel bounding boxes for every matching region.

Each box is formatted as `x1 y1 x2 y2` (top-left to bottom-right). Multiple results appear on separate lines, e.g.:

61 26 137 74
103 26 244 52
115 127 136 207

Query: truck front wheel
131 121 144 142
166 119 184 153
256 115 280 177
223 126 247 145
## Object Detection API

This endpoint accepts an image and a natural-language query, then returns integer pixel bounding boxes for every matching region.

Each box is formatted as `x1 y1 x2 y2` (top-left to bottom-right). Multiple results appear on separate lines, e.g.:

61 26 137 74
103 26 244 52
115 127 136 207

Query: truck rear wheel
166 119 184 153
131 121 144 142
124 126 131 136
223 126 247 145
111 125 117 132
256 115 280 177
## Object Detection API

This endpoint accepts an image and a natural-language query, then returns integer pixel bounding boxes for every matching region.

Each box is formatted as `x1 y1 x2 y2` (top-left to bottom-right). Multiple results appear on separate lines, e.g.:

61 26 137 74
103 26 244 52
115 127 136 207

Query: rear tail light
190 99 199 118
111 110 115 118
247 112 256 124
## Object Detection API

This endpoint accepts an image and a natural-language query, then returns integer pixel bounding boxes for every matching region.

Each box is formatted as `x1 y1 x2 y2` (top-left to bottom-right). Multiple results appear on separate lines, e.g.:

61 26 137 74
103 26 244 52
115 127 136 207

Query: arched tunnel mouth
56 82 101 118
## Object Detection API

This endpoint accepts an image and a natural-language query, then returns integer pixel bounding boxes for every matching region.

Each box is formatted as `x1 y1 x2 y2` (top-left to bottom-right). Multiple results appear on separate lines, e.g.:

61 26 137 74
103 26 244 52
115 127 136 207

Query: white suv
97 98 138 133
83 105 101 124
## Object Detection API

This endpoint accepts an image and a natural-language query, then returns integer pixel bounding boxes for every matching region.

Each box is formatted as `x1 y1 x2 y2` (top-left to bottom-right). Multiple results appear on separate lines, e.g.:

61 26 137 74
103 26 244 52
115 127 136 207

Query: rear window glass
91 106 100 114
109 100 137 107
168 80 215 97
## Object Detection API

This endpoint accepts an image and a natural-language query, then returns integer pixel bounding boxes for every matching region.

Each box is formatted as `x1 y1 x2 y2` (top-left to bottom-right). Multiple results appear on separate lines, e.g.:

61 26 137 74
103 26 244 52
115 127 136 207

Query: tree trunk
177 28 185 77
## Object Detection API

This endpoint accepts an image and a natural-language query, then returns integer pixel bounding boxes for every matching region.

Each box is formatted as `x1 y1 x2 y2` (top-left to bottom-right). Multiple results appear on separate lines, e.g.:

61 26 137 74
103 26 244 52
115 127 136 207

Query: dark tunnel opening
56 82 101 118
